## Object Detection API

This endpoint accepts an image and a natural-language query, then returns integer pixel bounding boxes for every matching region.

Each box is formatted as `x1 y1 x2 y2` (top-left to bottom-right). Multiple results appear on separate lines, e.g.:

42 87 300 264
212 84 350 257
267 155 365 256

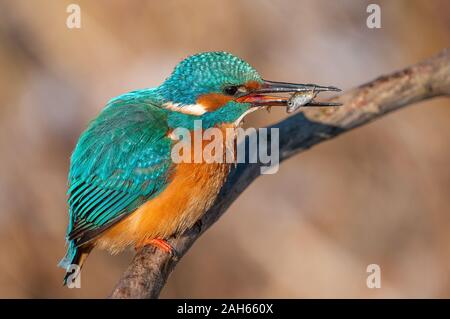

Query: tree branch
110 48 450 298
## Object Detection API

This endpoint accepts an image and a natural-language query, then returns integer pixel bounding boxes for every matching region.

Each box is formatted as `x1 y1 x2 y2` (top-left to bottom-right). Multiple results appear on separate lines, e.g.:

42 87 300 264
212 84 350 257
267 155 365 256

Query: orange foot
135 238 179 260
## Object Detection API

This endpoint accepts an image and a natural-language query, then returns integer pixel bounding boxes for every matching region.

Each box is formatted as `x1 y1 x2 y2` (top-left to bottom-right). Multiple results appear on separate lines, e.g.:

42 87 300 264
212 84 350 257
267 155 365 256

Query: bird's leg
135 238 179 260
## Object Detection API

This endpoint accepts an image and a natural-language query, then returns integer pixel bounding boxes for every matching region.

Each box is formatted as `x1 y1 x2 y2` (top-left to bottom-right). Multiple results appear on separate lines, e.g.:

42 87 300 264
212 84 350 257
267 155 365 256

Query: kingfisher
59 51 340 283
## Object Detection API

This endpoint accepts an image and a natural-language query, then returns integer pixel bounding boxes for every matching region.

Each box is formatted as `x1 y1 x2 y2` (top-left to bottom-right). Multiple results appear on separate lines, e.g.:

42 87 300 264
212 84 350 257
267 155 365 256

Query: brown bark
110 48 450 299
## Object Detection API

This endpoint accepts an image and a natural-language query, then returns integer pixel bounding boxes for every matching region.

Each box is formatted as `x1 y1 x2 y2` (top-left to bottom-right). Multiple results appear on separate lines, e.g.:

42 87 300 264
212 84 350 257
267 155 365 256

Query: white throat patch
163 102 207 116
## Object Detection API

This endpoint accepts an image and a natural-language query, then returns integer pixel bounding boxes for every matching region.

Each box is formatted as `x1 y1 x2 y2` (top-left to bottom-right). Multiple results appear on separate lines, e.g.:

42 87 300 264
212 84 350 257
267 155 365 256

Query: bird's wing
66 100 173 246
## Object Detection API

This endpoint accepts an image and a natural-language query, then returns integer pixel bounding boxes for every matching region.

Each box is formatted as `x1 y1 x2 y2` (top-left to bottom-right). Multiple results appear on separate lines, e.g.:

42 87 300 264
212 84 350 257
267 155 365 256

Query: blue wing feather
64 93 173 250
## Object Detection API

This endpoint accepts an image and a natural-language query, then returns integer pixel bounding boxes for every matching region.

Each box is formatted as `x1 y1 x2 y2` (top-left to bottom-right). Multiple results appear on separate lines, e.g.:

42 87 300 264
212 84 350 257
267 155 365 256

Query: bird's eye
223 85 239 96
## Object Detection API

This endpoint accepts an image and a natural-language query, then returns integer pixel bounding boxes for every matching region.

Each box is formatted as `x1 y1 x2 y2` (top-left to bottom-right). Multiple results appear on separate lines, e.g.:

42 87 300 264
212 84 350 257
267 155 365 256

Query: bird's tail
59 241 92 286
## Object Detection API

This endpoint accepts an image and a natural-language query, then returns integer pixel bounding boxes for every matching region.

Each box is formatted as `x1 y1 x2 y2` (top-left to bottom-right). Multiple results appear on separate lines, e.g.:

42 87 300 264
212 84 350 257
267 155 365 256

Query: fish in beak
236 80 342 111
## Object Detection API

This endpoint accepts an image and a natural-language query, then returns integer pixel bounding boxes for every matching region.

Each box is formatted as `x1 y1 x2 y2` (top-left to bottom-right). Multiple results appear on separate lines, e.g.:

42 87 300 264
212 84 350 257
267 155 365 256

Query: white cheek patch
163 102 207 116
167 130 178 140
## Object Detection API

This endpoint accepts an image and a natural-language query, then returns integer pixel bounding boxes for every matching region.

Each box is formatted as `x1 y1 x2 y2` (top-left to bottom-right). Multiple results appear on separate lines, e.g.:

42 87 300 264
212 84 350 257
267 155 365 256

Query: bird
59 51 340 284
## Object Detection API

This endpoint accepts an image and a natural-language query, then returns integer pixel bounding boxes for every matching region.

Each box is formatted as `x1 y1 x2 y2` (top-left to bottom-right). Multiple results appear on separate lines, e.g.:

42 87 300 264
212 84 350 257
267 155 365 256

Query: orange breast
96 125 234 254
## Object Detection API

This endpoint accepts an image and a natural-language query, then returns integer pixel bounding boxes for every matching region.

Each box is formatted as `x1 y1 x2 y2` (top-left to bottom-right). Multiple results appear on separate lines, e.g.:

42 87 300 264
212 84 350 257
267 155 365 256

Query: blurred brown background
0 0 449 298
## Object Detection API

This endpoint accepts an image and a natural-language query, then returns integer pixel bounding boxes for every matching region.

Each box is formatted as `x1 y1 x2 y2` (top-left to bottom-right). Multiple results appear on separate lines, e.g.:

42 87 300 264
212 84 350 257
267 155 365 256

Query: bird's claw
136 238 180 261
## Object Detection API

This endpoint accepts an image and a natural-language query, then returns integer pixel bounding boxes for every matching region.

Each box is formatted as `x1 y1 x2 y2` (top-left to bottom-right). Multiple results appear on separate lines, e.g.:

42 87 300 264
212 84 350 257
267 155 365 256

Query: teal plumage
59 51 339 285
60 53 263 279
157 52 260 105
60 90 174 271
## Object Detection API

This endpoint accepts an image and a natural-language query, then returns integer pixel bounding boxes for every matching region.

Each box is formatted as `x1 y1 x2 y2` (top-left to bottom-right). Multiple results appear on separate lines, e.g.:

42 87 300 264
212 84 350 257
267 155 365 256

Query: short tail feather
59 241 92 286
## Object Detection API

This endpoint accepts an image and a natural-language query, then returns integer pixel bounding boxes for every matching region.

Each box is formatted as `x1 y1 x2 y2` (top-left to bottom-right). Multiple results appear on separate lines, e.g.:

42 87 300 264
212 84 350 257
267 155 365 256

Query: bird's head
157 51 339 129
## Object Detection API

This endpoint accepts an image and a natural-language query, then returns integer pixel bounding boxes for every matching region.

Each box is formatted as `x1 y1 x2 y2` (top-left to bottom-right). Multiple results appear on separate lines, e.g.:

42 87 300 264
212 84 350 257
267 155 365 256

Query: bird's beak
236 80 342 107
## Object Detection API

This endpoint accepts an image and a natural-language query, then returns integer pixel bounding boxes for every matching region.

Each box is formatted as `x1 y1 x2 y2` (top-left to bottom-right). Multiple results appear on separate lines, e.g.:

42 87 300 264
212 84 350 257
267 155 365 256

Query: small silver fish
286 90 317 113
